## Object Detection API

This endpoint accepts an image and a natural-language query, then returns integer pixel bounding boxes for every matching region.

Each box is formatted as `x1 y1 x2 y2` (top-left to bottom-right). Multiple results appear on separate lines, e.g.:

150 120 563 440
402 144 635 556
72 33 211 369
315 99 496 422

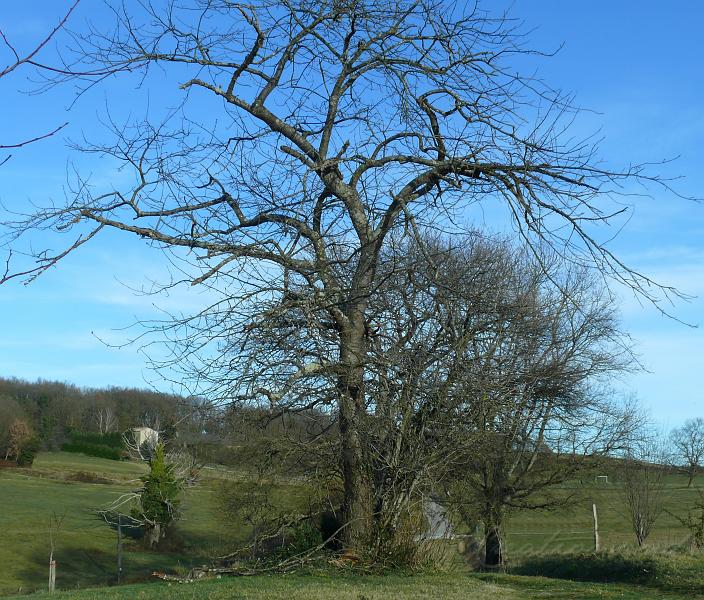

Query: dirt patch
65 471 116 485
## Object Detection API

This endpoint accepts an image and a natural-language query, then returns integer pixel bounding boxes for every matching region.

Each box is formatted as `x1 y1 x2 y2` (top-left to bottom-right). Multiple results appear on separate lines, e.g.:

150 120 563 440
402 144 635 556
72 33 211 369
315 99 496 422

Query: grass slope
0 452 312 596
0 453 232 595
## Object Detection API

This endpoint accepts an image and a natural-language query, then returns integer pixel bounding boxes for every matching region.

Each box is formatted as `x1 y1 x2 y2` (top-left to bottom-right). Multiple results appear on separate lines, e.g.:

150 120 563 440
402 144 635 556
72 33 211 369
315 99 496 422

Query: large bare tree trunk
338 307 372 550
484 523 504 567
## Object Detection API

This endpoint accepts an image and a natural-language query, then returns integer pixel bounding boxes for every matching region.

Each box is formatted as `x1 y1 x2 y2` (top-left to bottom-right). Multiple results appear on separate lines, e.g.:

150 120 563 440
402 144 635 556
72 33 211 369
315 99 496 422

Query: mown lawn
5 571 703 600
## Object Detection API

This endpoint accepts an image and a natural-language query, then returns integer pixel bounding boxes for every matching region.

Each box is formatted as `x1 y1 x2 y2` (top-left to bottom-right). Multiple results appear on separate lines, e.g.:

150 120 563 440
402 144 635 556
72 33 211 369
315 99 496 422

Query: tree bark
484 519 504 567
144 524 162 549
338 305 372 550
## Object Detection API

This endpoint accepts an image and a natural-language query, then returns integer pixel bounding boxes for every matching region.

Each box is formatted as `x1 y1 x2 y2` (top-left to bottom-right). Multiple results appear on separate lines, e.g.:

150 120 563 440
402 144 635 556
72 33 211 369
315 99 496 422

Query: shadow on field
512 551 704 596
17 541 193 592
18 546 117 591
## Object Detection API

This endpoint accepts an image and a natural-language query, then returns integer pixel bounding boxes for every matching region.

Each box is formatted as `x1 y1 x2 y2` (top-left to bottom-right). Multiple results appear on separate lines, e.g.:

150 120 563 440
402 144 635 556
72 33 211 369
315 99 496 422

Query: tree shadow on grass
511 552 704 596
18 546 117 593
16 541 197 593
13 511 228 593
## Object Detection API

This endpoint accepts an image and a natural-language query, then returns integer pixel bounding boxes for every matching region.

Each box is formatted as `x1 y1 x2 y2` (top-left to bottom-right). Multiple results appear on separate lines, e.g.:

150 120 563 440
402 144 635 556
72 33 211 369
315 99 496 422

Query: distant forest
0 377 209 452
0 376 324 465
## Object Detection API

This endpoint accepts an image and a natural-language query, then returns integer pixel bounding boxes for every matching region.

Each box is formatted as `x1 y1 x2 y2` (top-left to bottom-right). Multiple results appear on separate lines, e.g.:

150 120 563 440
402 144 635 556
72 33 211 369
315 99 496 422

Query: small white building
132 426 159 447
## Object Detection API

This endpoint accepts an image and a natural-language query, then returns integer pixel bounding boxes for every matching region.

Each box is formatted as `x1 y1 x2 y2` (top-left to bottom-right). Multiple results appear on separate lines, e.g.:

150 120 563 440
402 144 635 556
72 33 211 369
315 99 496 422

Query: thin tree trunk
592 503 600 552
48 551 56 593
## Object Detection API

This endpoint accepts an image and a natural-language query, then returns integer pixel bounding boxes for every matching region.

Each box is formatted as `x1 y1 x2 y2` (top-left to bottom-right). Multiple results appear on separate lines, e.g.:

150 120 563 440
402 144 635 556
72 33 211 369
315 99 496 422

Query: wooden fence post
117 514 123 584
592 503 600 552
48 558 56 593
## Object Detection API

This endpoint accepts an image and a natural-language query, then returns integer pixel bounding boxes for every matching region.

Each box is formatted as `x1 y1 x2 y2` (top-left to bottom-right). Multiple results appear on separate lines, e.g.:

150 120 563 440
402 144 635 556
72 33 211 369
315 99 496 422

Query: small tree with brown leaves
4 419 31 462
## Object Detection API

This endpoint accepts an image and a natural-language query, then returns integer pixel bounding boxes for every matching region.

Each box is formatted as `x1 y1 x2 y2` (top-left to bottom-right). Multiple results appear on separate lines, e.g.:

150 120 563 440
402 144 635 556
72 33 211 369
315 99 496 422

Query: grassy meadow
0 453 309 595
1 453 206 595
5 571 703 600
503 476 698 556
1 452 703 598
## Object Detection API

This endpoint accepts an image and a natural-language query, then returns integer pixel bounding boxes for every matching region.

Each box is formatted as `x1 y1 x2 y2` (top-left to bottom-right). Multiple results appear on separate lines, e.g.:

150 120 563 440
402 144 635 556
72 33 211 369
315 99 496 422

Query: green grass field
4 571 704 600
0 452 315 596
0 453 235 595
502 477 698 555
1 452 703 598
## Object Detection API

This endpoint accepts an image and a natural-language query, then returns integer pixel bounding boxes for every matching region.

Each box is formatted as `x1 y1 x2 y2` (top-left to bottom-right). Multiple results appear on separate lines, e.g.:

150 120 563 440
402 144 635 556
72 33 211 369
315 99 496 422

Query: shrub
68 431 124 449
132 443 181 548
320 510 343 551
512 550 704 594
514 551 665 585
274 520 323 560
16 437 40 466
669 492 704 549
68 471 114 484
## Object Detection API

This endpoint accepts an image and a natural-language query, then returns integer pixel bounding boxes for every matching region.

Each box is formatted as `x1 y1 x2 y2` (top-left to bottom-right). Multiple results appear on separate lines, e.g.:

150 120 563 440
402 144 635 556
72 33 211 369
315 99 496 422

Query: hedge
62 441 123 461
67 431 124 449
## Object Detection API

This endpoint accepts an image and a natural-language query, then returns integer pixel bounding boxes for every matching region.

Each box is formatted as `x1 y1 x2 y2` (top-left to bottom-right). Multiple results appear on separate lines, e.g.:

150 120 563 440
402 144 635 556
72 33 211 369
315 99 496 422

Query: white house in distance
132 426 159 447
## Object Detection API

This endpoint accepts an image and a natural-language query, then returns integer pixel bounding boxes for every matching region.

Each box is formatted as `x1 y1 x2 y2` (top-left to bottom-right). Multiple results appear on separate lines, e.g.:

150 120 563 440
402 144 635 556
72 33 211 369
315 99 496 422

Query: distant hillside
0 376 331 466
0 376 194 453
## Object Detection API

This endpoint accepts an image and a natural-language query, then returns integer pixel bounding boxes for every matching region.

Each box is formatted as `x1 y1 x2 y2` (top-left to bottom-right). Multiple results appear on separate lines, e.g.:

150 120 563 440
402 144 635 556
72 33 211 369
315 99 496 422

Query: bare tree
671 418 704 487
165 446 203 487
95 405 118 435
0 1 683 549
0 1 79 166
428 241 637 566
48 511 66 593
620 441 668 547
225 233 637 563
669 491 704 550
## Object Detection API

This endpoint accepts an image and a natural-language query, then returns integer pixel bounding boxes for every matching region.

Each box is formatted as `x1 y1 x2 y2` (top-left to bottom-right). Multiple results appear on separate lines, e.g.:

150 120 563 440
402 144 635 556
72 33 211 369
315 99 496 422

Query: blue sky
0 1 702 427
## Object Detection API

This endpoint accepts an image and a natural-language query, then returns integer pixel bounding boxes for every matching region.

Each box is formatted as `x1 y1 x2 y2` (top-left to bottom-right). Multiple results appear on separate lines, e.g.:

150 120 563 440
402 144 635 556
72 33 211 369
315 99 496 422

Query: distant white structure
595 475 609 484
132 426 159 448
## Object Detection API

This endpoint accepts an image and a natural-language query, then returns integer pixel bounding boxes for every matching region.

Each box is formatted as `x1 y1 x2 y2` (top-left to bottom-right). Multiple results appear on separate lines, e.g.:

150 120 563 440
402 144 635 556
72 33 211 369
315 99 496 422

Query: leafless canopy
670 418 704 487
0 1 79 165
0 0 678 549
620 441 668 547
2 0 680 297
